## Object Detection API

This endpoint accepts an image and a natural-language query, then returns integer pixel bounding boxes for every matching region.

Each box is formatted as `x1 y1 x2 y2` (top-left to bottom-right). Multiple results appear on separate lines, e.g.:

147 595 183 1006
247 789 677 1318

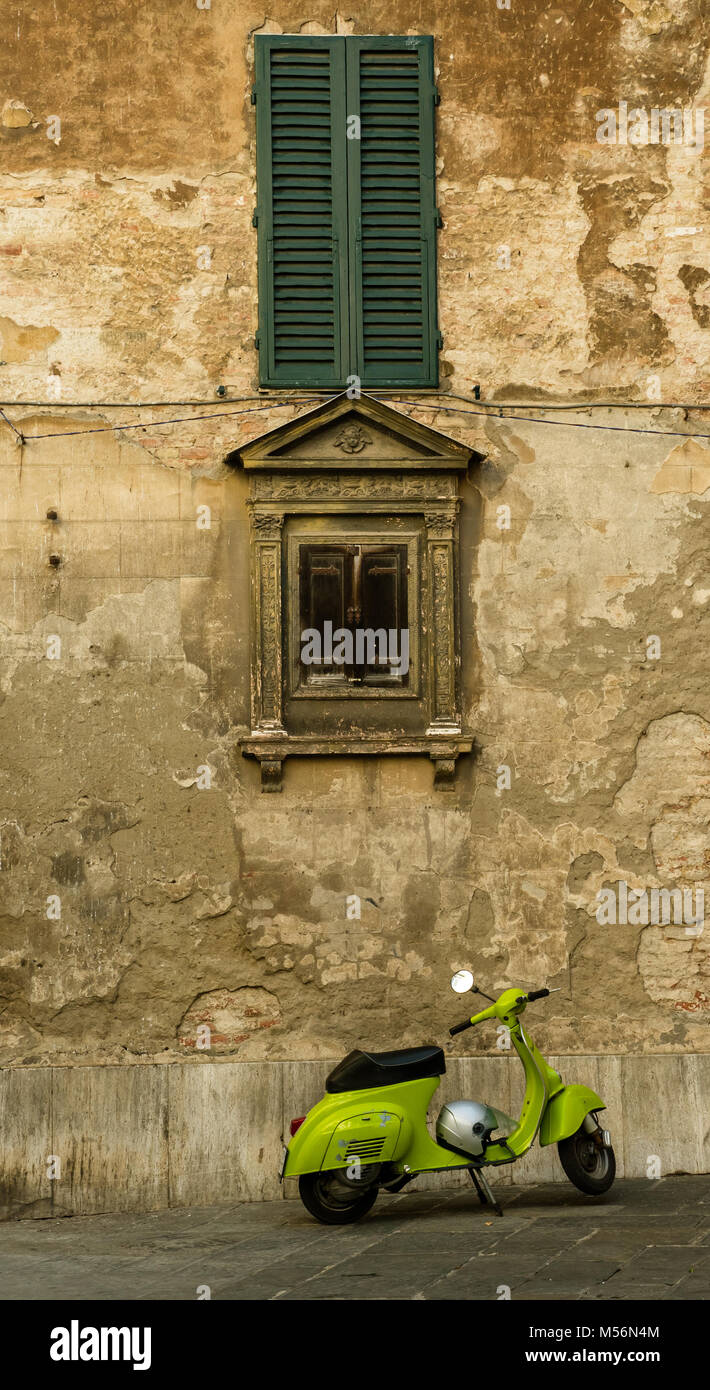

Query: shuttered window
254 35 439 389
299 541 410 686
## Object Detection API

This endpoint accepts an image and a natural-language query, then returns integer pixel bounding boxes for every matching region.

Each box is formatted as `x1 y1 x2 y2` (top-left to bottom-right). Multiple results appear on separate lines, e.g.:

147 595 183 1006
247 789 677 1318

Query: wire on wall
0 390 709 444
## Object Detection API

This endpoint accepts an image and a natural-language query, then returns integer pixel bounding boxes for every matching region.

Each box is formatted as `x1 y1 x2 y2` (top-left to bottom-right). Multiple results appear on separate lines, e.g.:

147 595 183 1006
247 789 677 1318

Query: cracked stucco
1 1 709 1066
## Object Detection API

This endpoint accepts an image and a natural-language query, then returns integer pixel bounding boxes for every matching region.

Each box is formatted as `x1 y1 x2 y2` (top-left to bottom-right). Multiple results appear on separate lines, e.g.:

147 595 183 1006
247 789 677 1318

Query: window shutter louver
256 37 349 387
255 34 439 388
347 37 439 387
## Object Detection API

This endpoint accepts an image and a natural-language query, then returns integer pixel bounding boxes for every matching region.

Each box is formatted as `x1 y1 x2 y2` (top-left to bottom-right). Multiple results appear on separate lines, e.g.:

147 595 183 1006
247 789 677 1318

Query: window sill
240 732 474 792
289 685 417 700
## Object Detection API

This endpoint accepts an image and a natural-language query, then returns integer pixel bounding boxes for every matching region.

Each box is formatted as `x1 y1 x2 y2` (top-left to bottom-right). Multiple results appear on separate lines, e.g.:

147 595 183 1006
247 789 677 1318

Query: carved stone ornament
425 508 457 539
251 473 458 500
258 757 283 793
334 423 372 454
251 510 284 538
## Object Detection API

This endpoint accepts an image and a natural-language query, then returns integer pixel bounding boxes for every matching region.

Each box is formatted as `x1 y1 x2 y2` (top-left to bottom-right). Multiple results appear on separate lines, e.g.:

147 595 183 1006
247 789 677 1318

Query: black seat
326 1045 445 1094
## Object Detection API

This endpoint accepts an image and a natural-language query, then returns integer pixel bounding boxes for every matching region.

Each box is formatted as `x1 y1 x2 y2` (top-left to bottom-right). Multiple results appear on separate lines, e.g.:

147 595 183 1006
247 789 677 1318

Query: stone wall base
1 1054 706 1220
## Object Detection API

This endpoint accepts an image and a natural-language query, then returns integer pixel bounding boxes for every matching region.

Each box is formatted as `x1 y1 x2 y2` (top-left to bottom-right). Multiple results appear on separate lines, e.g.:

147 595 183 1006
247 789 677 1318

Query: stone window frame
228 393 480 791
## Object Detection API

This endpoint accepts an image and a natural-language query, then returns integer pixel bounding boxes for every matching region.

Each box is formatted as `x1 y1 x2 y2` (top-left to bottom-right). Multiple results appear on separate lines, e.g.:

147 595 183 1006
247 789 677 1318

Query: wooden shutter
255 36 349 388
346 37 439 387
360 545 409 680
299 544 349 677
255 35 439 388
361 547 406 632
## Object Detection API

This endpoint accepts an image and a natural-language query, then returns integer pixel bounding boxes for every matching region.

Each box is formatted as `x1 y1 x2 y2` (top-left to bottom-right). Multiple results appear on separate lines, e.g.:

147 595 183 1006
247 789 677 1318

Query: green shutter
347 37 439 387
255 34 439 389
255 36 349 388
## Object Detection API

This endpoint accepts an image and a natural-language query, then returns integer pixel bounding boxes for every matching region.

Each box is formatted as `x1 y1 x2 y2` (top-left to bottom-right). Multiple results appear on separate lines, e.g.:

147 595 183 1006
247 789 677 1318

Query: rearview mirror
450 969 474 994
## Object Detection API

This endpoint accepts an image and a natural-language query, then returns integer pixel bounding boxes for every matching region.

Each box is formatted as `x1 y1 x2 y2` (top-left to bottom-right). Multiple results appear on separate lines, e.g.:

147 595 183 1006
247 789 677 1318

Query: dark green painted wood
347 36 438 388
255 34 439 389
255 36 349 388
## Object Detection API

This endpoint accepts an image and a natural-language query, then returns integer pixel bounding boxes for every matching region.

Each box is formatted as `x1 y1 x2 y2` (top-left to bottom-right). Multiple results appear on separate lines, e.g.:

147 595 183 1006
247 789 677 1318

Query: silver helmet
436 1099 515 1158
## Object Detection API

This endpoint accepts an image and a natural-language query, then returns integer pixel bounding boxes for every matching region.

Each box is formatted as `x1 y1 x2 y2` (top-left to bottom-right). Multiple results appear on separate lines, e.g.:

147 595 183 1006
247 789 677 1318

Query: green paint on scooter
284 980 615 1222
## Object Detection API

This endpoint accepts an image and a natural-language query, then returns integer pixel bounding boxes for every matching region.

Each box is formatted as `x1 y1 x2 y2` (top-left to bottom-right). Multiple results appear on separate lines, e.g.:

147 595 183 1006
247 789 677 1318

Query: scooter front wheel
298 1170 379 1225
558 1123 616 1195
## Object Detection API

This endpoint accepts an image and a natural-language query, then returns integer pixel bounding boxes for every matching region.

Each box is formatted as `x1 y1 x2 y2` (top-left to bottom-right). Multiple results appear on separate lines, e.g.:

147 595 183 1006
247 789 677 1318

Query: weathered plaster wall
2 400 709 1066
1 1 709 1081
2 1 710 400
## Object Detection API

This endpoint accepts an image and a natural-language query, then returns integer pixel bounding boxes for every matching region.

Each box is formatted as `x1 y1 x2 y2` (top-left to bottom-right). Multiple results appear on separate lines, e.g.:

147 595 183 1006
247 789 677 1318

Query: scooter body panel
322 1110 402 1169
538 1084 606 1146
481 1022 563 1164
284 1076 474 1179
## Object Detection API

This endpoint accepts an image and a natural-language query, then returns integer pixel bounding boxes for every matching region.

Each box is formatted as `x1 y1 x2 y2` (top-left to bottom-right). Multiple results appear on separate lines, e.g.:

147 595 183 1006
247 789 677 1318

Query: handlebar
449 1018 472 1036
449 987 550 1037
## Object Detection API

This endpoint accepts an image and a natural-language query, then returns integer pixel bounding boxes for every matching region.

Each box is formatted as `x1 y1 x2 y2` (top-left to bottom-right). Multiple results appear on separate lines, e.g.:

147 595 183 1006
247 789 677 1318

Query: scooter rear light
289 1116 306 1137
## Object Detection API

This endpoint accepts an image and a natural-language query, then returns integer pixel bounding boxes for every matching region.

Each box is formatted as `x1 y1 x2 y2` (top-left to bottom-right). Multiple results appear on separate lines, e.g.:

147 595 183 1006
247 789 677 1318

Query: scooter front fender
538 1084 605 1146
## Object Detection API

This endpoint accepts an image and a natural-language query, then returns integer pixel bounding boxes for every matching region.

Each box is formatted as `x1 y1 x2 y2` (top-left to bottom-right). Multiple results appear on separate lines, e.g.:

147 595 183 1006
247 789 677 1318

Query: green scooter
283 971 616 1224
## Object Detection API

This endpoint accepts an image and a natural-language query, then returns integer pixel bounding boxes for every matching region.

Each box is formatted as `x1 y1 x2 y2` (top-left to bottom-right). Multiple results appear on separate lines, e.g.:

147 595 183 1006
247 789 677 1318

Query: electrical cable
0 398 322 442
439 392 710 413
0 394 316 408
1 389 709 444
382 399 710 442
1 390 709 411
0 407 24 442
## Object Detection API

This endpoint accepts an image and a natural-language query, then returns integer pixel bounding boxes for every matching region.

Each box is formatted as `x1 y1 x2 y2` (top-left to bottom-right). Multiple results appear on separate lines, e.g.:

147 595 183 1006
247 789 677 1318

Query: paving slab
0 1175 707 1301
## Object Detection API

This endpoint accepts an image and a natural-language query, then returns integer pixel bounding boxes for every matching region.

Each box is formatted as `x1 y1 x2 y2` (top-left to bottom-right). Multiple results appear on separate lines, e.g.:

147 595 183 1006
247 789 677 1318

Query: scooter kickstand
469 1167 487 1207
469 1167 504 1217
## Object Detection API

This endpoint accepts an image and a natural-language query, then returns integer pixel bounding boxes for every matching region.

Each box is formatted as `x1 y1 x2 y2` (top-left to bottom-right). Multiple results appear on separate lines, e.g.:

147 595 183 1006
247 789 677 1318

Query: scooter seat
326 1044 446 1094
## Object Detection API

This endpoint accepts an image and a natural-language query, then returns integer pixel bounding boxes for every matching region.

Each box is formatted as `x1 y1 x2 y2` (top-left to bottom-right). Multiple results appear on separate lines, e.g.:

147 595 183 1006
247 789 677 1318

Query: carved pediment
228 393 480 472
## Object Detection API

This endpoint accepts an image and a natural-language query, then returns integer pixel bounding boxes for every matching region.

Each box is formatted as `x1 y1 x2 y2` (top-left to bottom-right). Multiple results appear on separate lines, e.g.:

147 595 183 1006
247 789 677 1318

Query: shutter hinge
433 84 441 106
436 331 444 351
252 209 258 227
251 86 258 105
435 208 443 228
254 331 260 350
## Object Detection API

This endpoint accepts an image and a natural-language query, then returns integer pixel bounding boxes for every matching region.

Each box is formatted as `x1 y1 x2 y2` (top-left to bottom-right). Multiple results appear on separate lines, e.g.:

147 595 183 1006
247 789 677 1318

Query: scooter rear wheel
558 1123 616 1195
298 1171 379 1225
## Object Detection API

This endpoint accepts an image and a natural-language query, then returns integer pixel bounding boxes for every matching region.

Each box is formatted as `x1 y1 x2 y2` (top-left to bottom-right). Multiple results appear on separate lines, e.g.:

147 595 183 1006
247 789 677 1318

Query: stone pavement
0 1176 708 1301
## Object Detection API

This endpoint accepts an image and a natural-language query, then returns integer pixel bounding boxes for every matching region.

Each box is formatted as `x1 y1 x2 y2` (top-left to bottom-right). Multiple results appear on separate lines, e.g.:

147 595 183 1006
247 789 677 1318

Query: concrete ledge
0 1054 706 1220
